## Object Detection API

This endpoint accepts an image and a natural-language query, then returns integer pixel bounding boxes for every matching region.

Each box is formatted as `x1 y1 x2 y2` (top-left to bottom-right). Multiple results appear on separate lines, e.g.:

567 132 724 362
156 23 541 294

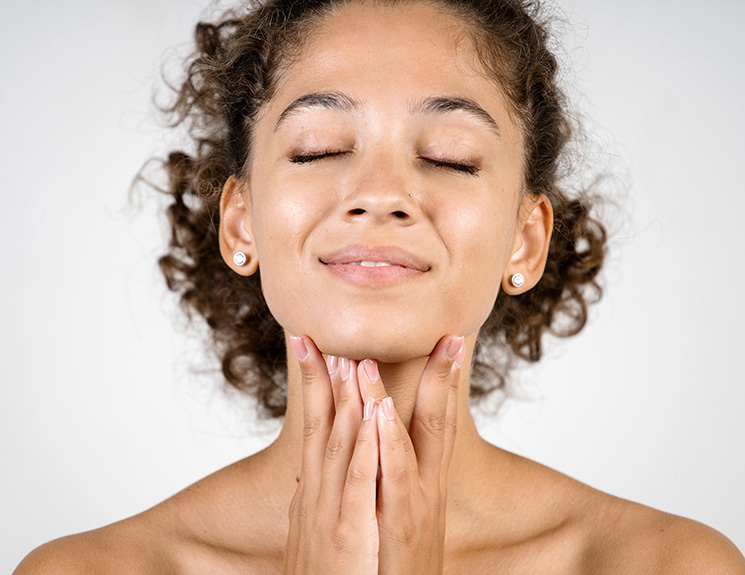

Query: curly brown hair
151 0 606 418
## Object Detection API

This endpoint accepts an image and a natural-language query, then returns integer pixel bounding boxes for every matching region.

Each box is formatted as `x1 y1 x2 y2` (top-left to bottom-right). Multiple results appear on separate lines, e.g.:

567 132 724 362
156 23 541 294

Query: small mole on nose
408 193 412 198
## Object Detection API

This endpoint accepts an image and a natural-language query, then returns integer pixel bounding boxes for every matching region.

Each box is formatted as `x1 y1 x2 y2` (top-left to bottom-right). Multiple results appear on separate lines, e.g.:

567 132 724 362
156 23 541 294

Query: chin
295 316 451 363
318 337 436 363
269 288 490 362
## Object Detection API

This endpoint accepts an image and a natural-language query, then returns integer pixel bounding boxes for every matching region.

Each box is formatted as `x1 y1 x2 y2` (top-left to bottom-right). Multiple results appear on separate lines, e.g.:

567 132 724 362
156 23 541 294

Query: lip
320 244 431 284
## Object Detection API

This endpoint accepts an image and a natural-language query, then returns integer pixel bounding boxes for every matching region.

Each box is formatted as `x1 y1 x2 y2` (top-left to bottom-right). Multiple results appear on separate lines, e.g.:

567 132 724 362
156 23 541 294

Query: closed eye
289 150 349 164
420 157 480 176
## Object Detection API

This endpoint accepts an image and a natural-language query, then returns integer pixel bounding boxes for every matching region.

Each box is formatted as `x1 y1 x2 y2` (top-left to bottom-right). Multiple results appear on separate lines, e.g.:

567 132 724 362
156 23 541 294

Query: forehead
261 1 520 141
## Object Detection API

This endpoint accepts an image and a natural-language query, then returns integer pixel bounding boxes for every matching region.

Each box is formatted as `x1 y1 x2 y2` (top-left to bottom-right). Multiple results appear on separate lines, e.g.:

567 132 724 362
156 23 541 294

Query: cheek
250 182 329 335
445 198 516 329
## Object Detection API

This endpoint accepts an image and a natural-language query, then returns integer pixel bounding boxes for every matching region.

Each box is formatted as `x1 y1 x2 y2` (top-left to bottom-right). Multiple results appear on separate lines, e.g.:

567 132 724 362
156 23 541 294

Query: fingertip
445 335 464 361
426 335 465 378
339 357 351 381
290 336 308 361
362 358 379 382
454 338 466 369
358 359 387 403
326 354 339 375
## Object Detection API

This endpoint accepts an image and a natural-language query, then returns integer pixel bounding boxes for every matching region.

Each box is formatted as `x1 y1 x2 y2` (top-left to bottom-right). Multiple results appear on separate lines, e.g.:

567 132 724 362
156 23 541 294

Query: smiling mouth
319 246 430 284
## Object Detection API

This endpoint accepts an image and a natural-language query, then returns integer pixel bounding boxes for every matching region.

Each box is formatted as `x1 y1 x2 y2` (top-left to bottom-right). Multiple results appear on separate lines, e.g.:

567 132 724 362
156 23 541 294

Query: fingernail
290 336 308 361
446 336 465 361
362 359 379 381
326 355 338 374
339 357 351 381
363 398 376 421
381 397 395 421
454 340 466 368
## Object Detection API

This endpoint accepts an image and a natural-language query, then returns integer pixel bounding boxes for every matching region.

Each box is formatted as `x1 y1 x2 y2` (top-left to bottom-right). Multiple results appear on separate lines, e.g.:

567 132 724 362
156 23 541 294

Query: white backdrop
2 0 743 570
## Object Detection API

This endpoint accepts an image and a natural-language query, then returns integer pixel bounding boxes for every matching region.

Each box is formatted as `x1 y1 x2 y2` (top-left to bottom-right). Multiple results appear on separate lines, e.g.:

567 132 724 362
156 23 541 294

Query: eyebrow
273 91 500 137
410 96 501 138
274 91 359 131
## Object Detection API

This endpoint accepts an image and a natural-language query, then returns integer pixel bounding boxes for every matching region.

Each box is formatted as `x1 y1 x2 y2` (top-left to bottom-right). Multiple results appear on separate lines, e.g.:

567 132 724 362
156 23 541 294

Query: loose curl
151 0 606 417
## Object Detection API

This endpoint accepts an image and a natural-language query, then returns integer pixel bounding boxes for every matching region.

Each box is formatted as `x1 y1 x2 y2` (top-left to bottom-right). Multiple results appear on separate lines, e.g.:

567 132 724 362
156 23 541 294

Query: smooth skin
15 2 745 574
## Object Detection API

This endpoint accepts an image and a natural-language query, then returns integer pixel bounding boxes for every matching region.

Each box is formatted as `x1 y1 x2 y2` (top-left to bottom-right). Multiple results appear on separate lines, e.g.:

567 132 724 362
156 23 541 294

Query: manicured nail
454 340 467 368
446 336 465 361
381 397 395 421
326 355 338 375
362 359 379 381
339 357 351 381
290 336 308 361
363 398 376 421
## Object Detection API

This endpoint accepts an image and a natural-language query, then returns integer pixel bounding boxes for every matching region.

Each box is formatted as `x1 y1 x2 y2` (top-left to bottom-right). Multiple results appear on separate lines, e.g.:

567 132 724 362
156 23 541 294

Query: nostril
345 207 410 220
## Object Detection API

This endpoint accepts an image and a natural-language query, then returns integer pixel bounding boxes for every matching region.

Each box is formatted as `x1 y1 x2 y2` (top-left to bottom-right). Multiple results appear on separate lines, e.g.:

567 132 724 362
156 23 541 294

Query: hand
285 335 466 575
356 336 465 574
284 336 380 574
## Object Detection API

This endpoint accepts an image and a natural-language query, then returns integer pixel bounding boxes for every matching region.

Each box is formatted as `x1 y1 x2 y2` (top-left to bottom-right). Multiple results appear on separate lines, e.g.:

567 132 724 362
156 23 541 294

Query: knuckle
325 437 346 461
336 383 355 407
446 415 458 437
449 373 460 388
448 376 460 395
346 465 371 488
303 415 324 439
301 368 323 386
386 464 409 485
355 430 373 449
436 367 453 382
419 412 447 438
330 523 353 552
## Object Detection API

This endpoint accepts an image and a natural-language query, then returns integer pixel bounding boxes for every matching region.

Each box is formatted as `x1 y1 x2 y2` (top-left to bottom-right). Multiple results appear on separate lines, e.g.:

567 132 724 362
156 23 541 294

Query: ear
502 193 553 295
219 175 259 276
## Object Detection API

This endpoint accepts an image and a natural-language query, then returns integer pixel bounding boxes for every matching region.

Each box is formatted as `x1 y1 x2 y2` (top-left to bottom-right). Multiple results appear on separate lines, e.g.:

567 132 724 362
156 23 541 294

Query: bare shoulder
12 517 174 575
587 496 745 574
14 451 289 575
474 448 745 575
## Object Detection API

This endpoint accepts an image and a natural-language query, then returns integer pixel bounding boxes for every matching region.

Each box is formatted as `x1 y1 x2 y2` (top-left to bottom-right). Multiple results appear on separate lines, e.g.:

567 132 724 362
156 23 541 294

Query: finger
375 396 418 518
357 359 388 403
326 355 341 411
357 360 418 500
319 359 364 508
408 335 465 489
340 397 380 524
441 342 465 483
291 335 335 493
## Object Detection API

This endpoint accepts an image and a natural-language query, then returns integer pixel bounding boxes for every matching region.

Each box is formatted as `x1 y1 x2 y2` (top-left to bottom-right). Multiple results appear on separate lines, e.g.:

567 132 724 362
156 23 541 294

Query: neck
268 332 490 501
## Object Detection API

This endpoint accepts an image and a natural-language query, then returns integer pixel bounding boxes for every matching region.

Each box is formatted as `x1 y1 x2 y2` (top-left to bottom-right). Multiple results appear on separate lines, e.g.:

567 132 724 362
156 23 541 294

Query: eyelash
288 151 480 176
421 158 480 176
289 151 347 164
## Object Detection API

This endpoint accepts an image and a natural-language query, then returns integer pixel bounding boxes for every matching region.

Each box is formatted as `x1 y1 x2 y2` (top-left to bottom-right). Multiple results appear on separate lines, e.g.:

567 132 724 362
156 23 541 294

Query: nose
341 154 419 225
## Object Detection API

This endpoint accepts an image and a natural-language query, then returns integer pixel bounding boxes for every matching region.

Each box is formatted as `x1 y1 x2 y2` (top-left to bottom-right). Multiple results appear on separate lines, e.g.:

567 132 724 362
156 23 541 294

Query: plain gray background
2 0 744 570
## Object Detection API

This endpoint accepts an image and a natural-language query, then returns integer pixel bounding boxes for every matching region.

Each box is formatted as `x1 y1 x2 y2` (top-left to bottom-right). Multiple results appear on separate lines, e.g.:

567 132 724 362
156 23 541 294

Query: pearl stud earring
510 273 525 288
233 252 248 266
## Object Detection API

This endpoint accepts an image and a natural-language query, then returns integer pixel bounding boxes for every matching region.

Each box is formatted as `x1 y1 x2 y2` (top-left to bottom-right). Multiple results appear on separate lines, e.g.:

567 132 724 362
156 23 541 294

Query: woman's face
243 2 529 361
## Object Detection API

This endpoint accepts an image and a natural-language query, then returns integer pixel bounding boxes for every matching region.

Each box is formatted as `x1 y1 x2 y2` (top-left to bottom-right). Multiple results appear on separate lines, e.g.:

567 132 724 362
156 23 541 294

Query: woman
15 0 745 573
